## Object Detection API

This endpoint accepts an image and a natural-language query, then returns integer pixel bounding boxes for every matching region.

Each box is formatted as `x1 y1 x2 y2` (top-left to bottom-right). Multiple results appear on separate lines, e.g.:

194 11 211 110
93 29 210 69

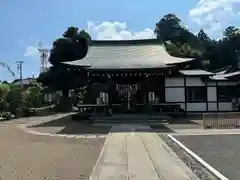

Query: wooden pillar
205 81 208 112
143 79 150 114
106 79 113 116
216 82 219 112
184 76 187 115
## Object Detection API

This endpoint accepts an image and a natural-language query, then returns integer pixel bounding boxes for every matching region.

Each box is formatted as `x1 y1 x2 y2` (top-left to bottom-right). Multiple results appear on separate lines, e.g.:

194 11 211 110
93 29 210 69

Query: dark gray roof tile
180 69 213 76
63 39 193 69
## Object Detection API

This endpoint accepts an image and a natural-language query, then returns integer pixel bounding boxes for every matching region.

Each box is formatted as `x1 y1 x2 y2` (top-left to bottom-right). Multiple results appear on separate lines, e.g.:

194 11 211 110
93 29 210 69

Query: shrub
25 83 43 108
2 112 14 120
4 85 28 117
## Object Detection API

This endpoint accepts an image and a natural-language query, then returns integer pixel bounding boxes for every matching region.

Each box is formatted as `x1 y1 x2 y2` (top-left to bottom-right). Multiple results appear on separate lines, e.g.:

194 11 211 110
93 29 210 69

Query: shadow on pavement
28 112 211 135
31 116 175 135
58 123 111 135
57 122 174 135
31 117 72 128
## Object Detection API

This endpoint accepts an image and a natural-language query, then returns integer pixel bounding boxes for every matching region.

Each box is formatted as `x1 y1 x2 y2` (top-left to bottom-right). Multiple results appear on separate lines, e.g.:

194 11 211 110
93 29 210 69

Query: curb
168 129 240 136
17 113 108 139
167 134 229 180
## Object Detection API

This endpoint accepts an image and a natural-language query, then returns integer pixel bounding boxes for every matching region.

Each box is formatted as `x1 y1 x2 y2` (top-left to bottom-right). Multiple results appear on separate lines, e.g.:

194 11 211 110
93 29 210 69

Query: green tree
197 29 211 43
38 26 91 89
155 13 204 59
154 13 182 43
49 26 91 65
38 26 91 111
0 84 10 113
223 26 239 39
4 85 26 116
25 83 43 108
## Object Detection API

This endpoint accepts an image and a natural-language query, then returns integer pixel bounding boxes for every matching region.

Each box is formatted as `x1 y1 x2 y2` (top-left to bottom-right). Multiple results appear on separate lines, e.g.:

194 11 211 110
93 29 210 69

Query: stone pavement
0 121 105 180
90 124 199 180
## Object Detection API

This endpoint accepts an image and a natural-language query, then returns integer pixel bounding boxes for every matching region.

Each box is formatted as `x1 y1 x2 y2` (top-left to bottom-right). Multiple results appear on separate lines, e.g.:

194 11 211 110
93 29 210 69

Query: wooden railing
203 112 240 129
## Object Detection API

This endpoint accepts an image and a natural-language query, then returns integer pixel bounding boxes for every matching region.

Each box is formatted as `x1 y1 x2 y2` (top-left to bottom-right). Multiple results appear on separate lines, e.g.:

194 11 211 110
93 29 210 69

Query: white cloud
87 21 155 40
24 21 155 58
189 0 240 35
24 44 51 59
24 46 39 57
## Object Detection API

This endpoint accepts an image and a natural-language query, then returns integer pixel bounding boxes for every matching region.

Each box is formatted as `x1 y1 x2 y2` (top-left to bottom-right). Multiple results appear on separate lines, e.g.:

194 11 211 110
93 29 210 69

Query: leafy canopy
154 13 240 70
38 26 91 92
49 26 91 65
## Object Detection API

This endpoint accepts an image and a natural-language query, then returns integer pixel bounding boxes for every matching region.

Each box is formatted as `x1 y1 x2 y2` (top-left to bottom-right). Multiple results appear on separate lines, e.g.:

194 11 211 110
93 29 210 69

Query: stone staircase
91 114 172 125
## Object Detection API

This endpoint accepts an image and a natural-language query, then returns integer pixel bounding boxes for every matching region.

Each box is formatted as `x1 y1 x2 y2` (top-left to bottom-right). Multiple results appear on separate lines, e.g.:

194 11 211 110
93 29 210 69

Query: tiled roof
180 69 213 76
63 39 194 69
12 78 35 85
210 71 240 81
210 74 228 80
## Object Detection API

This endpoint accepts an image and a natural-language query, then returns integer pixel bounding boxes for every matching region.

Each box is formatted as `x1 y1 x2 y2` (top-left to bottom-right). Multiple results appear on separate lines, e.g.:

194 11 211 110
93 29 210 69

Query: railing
203 112 240 129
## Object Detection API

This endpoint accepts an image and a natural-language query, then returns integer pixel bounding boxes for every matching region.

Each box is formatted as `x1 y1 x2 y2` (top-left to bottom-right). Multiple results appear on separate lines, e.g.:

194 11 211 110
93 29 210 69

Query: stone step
91 114 172 121
95 119 169 124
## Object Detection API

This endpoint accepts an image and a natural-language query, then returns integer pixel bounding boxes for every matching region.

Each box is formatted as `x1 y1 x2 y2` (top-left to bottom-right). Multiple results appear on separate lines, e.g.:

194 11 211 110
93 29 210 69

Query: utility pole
17 61 24 88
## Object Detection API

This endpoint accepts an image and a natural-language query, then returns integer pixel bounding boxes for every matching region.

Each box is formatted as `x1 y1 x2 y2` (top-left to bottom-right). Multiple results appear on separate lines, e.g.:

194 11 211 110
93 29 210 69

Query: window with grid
186 87 206 102
218 86 235 102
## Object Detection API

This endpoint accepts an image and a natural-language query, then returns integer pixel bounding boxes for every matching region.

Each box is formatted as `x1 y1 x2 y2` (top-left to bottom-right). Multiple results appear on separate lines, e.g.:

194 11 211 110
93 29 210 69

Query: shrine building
61 39 240 114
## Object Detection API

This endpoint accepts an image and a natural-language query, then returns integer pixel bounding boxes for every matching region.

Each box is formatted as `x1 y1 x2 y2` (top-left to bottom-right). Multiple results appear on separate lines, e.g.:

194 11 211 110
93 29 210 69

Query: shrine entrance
115 83 140 113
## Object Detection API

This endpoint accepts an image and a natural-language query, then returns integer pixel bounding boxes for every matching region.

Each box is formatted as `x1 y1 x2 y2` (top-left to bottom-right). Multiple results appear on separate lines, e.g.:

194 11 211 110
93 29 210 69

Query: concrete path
90 124 199 180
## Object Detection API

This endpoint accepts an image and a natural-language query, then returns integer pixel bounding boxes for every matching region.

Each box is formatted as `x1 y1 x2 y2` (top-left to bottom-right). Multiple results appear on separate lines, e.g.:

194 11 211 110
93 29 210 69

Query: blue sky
0 0 240 81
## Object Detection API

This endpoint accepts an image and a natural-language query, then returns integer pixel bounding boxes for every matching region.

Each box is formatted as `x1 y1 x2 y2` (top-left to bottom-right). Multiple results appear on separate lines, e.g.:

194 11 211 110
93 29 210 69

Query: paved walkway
0 116 105 180
90 125 199 180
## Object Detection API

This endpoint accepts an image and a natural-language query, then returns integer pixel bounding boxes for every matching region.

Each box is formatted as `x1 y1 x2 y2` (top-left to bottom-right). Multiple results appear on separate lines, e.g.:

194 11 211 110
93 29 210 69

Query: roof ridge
91 39 163 46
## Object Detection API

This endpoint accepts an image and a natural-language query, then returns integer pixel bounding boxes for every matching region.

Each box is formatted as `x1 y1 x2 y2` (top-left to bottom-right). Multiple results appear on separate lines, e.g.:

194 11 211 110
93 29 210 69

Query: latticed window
218 86 235 102
186 87 206 102
148 92 158 104
97 92 108 104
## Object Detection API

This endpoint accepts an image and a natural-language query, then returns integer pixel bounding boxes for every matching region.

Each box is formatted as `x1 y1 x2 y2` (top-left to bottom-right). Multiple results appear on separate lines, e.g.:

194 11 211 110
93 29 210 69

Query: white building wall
219 102 232 111
208 103 217 111
165 77 184 87
187 103 206 112
185 77 206 112
186 77 205 86
165 77 185 110
165 76 237 112
165 88 184 102
207 87 217 101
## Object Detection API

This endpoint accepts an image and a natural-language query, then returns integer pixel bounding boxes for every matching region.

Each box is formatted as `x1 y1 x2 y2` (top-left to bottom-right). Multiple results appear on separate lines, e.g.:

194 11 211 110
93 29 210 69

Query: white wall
165 88 184 102
187 103 206 112
165 87 185 110
165 77 185 110
186 77 205 86
208 103 217 111
207 87 217 101
218 102 232 111
164 77 236 112
165 77 184 87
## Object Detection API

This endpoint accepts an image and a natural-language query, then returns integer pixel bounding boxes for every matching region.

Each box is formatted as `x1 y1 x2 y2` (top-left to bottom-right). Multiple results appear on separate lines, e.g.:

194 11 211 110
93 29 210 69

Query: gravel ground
0 126 105 180
159 134 218 180
175 134 240 180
